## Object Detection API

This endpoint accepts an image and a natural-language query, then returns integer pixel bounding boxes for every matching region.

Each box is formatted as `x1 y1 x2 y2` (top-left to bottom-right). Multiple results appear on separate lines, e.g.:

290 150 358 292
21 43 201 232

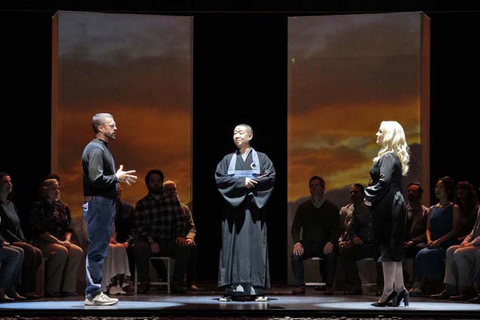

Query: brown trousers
33 240 84 294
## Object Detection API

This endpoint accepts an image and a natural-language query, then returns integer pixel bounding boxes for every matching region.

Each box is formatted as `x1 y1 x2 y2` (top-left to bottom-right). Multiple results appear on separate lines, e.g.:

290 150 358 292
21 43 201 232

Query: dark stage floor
1 286 480 319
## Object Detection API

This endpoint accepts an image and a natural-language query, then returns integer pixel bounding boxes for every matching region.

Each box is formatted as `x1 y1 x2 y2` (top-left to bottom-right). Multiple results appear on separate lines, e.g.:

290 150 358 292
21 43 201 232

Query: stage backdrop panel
52 11 192 233
287 12 430 285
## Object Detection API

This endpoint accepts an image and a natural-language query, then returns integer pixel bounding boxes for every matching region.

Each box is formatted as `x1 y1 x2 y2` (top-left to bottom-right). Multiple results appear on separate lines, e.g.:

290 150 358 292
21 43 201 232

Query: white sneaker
219 296 231 302
255 296 268 302
84 292 119 306
109 284 127 295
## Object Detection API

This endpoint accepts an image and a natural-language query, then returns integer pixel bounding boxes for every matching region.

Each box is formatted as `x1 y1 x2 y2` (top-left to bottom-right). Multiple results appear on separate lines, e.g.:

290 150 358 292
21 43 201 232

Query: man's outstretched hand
116 165 137 186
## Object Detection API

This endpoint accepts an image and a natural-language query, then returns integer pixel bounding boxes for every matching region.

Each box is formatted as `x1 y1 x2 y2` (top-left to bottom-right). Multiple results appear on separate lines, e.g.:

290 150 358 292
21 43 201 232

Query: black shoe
172 285 188 294
19 292 40 300
325 285 334 295
409 287 422 297
45 291 62 298
391 289 409 307
122 283 136 294
456 288 478 300
450 293 469 301
292 286 305 295
344 285 363 295
0 293 14 302
10 292 26 300
188 284 200 291
371 291 397 307
5 289 26 300
431 289 451 300
137 284 150 294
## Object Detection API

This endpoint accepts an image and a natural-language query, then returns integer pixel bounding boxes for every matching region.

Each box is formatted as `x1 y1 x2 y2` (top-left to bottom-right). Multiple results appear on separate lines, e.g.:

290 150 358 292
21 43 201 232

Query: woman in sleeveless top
409 177 459 297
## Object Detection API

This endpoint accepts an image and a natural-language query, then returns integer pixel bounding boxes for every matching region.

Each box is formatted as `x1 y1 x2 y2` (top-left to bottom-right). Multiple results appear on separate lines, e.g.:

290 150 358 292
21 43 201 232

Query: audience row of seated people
290 175 480 304
0 170 198 301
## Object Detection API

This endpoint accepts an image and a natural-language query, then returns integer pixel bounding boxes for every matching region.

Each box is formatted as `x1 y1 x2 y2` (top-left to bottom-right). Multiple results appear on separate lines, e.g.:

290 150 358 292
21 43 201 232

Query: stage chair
134 256 171 293
305 257 326 287
305 256 377 293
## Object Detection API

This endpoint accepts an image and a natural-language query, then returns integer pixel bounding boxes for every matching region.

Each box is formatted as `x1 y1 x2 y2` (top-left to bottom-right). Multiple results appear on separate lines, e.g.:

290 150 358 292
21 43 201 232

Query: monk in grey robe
215 124 275 300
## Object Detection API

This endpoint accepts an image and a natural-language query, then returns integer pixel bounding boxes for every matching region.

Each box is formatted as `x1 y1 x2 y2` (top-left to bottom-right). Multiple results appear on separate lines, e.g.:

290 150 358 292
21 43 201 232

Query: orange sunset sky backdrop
52 12 192 218
286 12 429 284
288 12 428 203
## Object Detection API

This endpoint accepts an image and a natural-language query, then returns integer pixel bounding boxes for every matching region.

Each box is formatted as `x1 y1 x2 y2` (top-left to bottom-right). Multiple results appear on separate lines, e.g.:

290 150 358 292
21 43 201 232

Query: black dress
365 152 407 262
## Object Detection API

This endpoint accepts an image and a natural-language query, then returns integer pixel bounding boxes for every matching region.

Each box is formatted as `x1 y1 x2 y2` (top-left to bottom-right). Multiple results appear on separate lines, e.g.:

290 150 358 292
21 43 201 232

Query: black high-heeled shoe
371 290 397 307
392 289 409 307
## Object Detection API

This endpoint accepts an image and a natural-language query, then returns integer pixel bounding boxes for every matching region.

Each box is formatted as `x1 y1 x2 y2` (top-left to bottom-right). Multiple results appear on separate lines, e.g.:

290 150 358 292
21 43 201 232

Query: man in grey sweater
82 113 137 306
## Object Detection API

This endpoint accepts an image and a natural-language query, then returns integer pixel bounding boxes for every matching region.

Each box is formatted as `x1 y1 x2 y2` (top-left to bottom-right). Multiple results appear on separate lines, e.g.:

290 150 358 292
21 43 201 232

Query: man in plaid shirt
133 169 189 294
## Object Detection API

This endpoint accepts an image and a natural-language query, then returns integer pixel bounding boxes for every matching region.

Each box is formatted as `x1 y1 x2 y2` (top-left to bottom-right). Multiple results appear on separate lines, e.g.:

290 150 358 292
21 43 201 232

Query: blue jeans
83 196 115 299
0 245 23 289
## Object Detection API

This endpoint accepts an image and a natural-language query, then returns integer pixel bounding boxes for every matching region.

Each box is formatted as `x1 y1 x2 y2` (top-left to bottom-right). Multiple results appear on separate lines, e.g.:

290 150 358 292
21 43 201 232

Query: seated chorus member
404 182 429 263
339 183 380 295
409 177 459 297
163 180 199 291
453 181 479 245
338 187 355 249
403 182 429 286
291 176 340 295
468 249 480 303
134 169 188 294
0 227 24 301
432 181 480 300
0 172 42 300
30 178 84 297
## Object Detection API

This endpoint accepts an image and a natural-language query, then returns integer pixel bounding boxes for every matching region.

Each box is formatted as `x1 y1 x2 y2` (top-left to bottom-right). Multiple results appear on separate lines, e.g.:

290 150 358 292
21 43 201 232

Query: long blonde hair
373 121 410 176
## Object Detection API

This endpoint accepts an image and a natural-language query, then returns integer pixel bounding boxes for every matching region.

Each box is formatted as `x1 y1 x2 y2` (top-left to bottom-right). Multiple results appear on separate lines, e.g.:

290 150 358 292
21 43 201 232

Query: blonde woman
365 121 410 307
